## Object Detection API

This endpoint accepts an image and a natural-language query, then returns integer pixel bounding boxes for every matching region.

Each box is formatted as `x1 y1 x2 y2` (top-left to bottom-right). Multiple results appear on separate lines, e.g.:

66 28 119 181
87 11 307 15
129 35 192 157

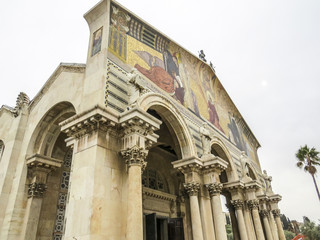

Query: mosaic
107 3 259 163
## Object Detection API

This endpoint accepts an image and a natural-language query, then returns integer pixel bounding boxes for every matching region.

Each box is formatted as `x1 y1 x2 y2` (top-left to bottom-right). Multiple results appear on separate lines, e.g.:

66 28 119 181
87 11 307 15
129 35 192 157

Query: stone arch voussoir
137 93 197 159
210 136 239 182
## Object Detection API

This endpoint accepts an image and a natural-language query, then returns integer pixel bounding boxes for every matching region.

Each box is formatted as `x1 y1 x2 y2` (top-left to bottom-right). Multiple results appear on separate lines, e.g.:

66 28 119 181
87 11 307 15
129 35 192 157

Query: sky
0 0 319 222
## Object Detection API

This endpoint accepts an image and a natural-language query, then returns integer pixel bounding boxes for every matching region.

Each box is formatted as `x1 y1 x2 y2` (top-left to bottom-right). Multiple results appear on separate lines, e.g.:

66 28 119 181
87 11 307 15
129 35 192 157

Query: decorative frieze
28 182 47 198
272 209 281 218
247 199 260 210
206 183 223 197
231 199 244 210
121 145 148 170
184 182 200 196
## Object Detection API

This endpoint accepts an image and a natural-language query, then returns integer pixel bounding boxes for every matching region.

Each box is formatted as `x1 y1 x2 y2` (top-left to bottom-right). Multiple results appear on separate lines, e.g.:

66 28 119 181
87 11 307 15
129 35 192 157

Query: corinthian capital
205 182 223 197
271 209 281 218
184 182 200 196
247 199 260 210
121 145 148 169
259 209 269 218
231 199 244 210
28 182 47 198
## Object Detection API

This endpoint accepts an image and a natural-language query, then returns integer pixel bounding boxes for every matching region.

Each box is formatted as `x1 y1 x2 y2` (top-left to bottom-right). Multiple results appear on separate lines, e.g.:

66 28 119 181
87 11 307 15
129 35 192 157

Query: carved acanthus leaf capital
247 199 260 210
259 209 269 218
206 183 223 197
184 182 200 196
121 145 148 170
28 182 47 198
231 199 244 210
272 209 281 218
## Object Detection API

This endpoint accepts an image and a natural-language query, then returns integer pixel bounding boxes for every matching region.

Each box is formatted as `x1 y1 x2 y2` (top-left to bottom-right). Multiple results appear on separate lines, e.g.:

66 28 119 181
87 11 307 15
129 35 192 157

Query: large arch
25 101 76 239
137 93 197 159
28 102 76 156
210 136 239 183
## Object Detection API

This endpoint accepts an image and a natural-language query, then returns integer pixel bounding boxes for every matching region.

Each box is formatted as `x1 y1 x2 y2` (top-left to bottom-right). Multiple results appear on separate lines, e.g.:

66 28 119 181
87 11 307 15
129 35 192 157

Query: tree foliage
296 145 320 200
284 230 295 240
300 219 320 240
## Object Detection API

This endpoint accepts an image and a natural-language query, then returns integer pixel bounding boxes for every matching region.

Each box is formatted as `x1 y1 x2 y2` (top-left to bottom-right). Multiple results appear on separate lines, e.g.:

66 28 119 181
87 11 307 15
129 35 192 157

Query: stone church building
0 1 286 239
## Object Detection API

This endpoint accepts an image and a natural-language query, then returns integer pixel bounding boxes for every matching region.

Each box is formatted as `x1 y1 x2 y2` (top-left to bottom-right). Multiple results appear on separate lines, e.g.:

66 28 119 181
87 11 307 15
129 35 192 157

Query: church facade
0 1 286 240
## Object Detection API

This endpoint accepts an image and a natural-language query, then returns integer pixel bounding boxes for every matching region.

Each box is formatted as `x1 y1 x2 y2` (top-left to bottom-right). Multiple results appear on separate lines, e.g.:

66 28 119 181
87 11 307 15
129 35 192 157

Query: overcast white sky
0 0 319 222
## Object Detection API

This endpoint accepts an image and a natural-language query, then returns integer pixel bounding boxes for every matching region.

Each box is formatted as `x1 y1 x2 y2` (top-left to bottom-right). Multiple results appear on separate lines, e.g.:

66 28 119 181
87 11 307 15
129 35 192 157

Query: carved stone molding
119 107 161 150
271 209 281 218
268 194 282 203
142 187 177 202
259 209 269 218
231 199 244 210
206 183 223 197
184 182 200 196
62 113 116 138
247 199 260 210
28 182 47 198
120 145 148 170
120 117 156 136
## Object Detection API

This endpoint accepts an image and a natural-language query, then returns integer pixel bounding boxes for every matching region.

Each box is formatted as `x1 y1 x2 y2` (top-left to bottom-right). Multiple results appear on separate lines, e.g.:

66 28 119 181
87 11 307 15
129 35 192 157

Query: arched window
142 169 168 193
0 141 4 161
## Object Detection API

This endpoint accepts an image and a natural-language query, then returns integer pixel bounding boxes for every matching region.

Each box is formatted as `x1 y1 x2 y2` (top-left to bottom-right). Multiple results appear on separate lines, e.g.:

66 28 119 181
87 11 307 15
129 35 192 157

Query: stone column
231 199 249 240
226 202 240 240
184 182 204 240
243 203 257 240
20 156 61 240
269 209 279 240
119 108 161 240
272 209 285 240
260 210 273 240
248 199 265 240
199 186 216 240
121 146 147 240
207 183 228 240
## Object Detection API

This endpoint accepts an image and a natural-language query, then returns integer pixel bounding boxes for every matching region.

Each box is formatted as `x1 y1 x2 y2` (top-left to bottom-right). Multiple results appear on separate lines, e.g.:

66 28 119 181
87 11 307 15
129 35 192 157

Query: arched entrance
140 100 194 240
25 102 76 240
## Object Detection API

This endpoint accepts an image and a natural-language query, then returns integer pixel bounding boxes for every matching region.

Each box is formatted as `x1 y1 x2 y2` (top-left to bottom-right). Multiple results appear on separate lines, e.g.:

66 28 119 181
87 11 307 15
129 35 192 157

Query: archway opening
29 102 76 240
143 108 185 240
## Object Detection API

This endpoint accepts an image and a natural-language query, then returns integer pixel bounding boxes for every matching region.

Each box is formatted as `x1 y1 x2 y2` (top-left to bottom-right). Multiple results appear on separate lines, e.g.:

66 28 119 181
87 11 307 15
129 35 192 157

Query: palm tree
296 145 320 201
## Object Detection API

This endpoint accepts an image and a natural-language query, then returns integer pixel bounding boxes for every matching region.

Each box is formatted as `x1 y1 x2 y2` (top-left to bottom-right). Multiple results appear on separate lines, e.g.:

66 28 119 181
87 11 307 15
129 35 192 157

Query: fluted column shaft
121 146 147 240
185 182 204 240
272 210 285 240
231 200 248 240
207 183 227 240
260 210 273 240
248 200 265 240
